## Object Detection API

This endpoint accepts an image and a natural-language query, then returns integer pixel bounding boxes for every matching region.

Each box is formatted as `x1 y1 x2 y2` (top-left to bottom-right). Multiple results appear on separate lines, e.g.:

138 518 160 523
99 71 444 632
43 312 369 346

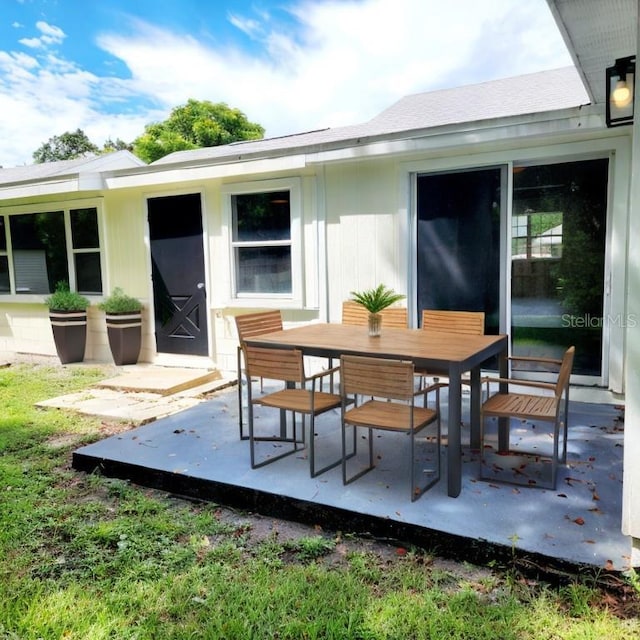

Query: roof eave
0 173 105 202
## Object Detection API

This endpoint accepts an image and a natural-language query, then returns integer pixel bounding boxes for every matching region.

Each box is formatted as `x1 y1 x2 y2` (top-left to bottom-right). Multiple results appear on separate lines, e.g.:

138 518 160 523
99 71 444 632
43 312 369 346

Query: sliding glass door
415 157 608 381
511 159 608 378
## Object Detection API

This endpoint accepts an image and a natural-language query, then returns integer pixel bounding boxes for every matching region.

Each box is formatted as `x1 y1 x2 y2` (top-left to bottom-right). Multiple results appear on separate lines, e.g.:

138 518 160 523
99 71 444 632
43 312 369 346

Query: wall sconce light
606 56 635 127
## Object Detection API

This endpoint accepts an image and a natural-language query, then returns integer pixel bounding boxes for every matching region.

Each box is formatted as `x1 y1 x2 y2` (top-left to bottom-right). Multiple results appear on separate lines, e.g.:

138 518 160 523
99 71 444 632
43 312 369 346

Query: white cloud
18 37 42 49
36 21 66 43
227 13 263 39
18 21 66 50
95 0 572 137
0 0 572 167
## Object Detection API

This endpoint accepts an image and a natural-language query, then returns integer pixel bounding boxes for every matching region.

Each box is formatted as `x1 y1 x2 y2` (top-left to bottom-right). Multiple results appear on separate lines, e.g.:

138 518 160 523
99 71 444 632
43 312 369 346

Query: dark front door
148 193 208 356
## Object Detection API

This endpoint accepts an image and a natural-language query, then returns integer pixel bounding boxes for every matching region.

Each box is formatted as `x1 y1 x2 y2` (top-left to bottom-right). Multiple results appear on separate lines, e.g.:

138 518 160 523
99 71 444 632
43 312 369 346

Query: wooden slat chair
244 344 342 476
479 346 575 490
421 310 486 336
416 310 486 418
340 354 440 501
235 311 283 440
341 300 408 328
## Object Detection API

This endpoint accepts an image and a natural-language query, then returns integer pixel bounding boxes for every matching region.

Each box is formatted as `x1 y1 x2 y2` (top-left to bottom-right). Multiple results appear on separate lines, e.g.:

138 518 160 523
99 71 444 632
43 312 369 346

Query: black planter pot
49 310 88 364
105 312 142 365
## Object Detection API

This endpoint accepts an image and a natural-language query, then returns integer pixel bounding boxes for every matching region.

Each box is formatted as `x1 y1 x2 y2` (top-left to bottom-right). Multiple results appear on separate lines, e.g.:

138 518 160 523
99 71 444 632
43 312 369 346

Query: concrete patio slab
72 384 634 576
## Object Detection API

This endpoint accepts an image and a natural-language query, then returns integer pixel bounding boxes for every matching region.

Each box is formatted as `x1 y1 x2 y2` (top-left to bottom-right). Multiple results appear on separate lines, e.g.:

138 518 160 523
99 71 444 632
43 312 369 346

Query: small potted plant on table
99 287 143 365
45 281 90 364
350 284 405 337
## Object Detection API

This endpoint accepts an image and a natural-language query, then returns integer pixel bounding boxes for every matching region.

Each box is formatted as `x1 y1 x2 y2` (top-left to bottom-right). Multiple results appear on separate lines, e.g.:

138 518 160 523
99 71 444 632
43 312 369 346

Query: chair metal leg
248 406 304 469
410 420 441 502
237 346 249 441
342 423 374 485
310 409 355 478
246 378 304 469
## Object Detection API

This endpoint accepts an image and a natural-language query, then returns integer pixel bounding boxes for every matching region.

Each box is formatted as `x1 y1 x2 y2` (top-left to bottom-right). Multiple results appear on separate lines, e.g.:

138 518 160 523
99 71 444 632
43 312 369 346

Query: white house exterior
0 0 638 562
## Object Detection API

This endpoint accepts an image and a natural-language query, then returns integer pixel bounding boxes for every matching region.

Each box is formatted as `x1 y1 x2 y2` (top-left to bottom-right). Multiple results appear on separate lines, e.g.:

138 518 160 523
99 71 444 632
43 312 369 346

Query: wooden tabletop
246 323 507 370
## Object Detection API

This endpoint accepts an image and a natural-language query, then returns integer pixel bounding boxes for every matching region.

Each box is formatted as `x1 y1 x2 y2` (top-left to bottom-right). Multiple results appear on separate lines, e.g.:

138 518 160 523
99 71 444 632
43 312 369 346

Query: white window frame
68 206 103 295
0 198 105 301
222 178 303 307
0 215 8 293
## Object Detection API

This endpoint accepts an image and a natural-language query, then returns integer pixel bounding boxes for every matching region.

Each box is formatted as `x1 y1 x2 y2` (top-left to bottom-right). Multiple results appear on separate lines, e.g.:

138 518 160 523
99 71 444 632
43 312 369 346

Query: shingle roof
152 66 589 166
368 66 589 132
0 151 145 187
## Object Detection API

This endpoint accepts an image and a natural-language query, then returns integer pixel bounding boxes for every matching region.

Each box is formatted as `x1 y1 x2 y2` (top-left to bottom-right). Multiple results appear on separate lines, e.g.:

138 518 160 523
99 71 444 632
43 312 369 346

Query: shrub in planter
99 288 143 365
45 281 90 364
350 284 405 337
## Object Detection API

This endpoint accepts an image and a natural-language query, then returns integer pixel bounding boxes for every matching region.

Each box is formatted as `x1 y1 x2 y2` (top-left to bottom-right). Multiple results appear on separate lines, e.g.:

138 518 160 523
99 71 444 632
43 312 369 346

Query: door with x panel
148 193 208 356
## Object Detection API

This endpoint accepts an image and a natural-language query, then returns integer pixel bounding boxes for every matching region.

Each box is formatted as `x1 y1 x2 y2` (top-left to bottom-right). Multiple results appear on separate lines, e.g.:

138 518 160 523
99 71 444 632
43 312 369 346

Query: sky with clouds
0 0 573 168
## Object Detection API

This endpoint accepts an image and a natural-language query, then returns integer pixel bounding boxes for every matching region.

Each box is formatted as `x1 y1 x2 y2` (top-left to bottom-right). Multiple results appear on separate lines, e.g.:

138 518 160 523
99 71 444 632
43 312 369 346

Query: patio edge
71 450 619 587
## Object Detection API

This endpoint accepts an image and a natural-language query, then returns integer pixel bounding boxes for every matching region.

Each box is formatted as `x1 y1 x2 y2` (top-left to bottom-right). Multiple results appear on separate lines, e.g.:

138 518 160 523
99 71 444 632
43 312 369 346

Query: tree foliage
33 129 100 163
102 137 133 153
132 99 265 163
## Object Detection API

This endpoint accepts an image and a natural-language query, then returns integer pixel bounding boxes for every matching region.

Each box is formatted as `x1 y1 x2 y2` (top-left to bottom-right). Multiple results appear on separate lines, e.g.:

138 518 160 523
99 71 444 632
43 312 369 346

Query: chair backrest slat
235 311 283 342
341 355 415 400
380 306 408 328
555 346 575 398
244 345 304 383
342 301 408 328
421 310 485 335
341 301 369 326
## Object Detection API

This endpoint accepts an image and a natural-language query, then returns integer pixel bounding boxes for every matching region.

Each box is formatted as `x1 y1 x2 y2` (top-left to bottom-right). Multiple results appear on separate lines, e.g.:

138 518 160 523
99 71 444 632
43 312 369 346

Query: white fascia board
305 107 604 164
104 154 307 190
0 172 104 201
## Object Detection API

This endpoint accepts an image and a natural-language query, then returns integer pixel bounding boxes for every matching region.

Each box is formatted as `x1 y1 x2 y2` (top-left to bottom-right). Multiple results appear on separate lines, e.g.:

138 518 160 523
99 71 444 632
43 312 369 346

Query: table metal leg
447 365 462 497
498 350 510 452
469 367 481 450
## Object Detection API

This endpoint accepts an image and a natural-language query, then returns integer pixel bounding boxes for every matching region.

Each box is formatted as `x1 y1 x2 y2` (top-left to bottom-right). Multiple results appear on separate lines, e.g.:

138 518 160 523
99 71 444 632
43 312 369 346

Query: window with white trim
1 205 103 296
0 217 8 293
231 190 292 295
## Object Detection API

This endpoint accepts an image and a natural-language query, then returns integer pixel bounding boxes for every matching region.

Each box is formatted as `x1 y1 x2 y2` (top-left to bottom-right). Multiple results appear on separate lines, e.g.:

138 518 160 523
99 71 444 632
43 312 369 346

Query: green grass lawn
1 362 639 639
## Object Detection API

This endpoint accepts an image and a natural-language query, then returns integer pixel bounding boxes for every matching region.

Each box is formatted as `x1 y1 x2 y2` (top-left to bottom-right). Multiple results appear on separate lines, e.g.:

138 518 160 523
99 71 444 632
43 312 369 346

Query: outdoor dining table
244 322 508 498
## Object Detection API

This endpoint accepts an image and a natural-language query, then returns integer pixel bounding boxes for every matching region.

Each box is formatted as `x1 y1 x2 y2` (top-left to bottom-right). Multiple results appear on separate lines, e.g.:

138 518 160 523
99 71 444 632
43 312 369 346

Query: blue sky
0 0 573 168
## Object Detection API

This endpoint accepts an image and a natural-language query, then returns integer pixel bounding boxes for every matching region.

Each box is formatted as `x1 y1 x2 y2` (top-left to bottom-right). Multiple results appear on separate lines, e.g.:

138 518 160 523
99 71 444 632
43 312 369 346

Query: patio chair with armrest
479 345 575 490
235 311 283 440
340 354 440 501
244 344 344 476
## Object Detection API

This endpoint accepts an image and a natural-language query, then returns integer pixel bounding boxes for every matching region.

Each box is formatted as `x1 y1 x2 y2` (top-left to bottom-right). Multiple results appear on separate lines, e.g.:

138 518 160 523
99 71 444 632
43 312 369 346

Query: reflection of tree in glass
70 208 99 248
234 192 290 242
515 159 607 317
34 212 68 292
553 163 607 317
